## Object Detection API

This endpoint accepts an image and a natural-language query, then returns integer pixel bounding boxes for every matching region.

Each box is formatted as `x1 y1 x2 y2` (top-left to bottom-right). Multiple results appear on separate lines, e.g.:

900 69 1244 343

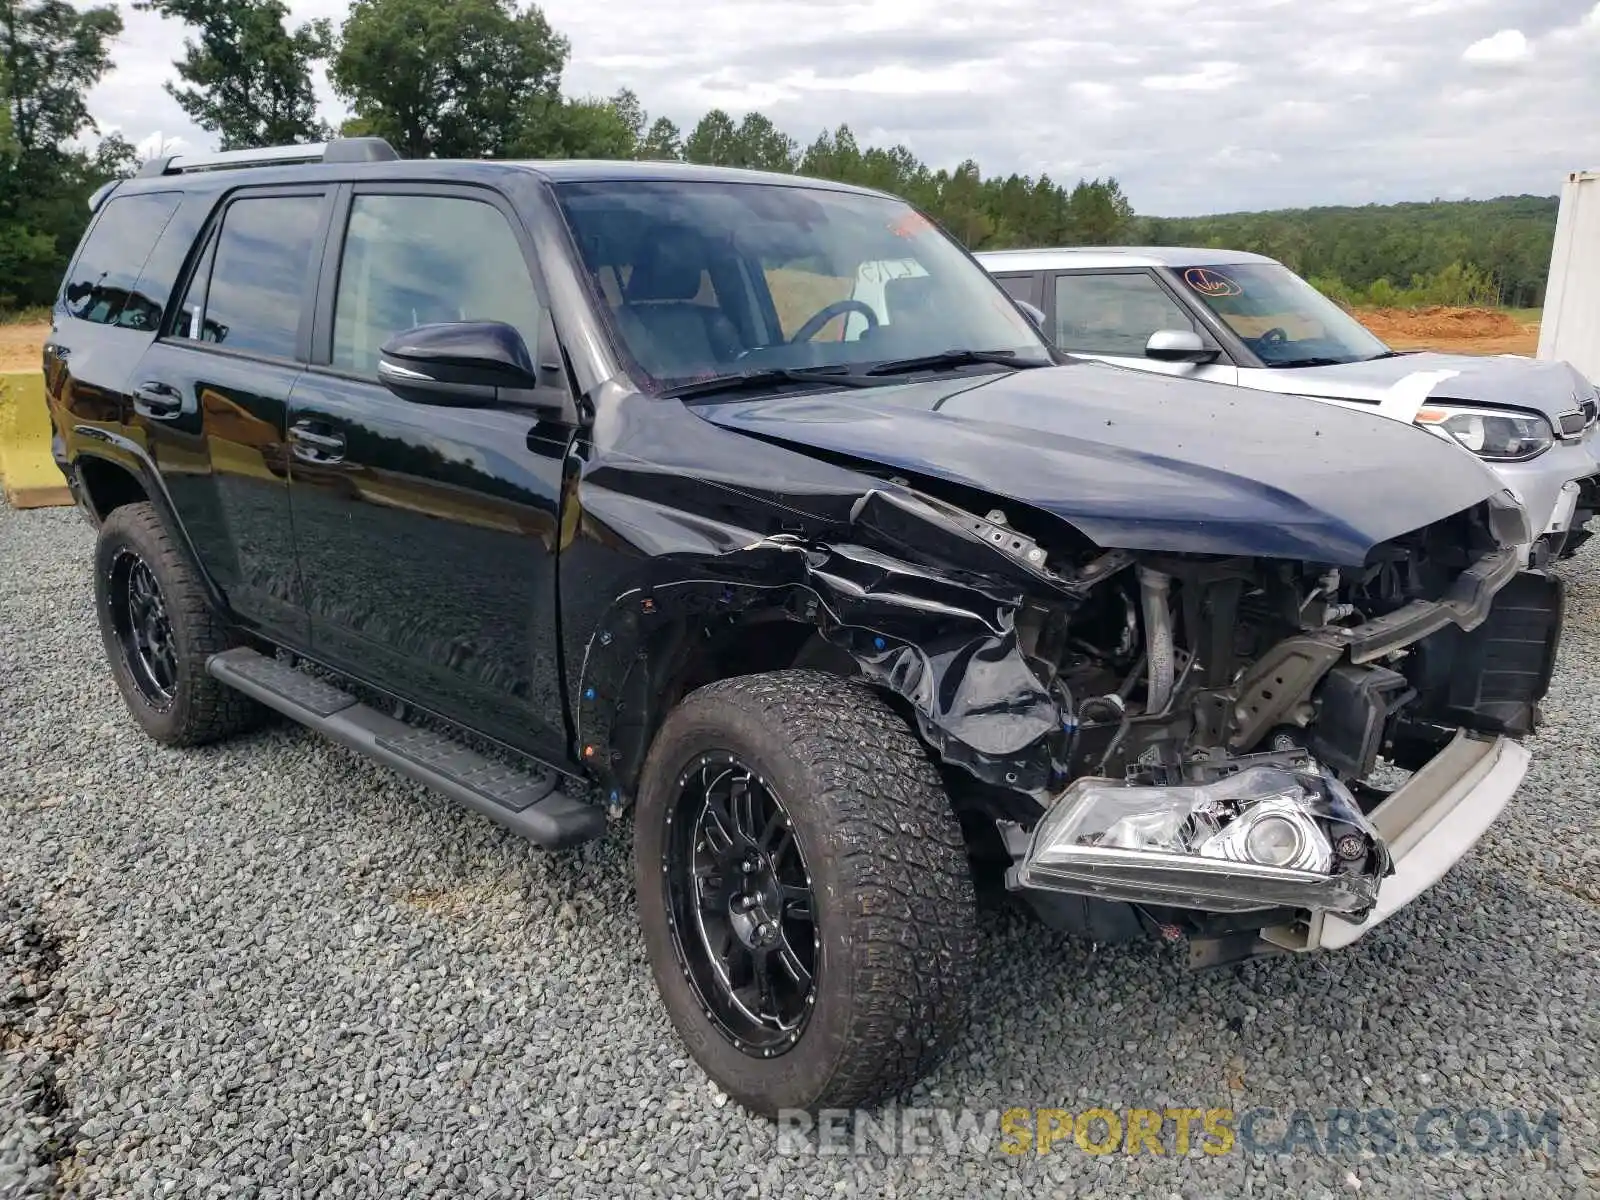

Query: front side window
179 195 323 358
554 180 1049 387
1052 272 1195 355
333 194 543 374
61 192 182 327
1177 262 1389 367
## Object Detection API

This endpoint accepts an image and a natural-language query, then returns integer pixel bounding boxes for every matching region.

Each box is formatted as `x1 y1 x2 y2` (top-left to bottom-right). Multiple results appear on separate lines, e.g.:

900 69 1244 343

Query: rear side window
1052 272 1195 355
332 193 542 374
177 194 322 359
61 192 182 327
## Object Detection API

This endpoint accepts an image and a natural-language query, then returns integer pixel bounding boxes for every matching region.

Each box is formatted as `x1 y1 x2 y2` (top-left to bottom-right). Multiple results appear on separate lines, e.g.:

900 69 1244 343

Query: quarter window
61 192 182 327
332 194 542 374
993 273 1041 307
1052 272 1195 355
177 195 323 358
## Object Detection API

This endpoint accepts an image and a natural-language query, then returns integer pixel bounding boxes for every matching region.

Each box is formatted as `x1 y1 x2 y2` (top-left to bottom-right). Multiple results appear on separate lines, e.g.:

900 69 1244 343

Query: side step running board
208 647 605 850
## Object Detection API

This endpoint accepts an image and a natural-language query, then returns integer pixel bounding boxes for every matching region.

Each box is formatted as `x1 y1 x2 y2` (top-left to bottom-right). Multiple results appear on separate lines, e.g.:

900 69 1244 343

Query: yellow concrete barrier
0 370 72 508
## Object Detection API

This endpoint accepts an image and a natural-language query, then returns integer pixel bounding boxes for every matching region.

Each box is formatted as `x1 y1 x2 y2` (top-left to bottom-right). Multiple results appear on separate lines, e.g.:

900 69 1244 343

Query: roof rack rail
137 136 399 177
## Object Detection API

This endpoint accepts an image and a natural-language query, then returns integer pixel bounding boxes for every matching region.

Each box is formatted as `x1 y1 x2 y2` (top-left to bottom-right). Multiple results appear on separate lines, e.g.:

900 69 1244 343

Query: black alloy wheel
93 501 266 746
634 670 979 1116
662 752 818 1056
109 548 178 709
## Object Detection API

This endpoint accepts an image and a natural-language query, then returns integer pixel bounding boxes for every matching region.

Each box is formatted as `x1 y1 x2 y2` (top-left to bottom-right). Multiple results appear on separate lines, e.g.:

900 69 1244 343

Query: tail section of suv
46 141 1560 1117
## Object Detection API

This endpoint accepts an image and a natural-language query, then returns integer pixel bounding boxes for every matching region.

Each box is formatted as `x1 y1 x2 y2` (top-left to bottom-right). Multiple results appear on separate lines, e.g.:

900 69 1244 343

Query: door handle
132 381 183 418
288 420 346 463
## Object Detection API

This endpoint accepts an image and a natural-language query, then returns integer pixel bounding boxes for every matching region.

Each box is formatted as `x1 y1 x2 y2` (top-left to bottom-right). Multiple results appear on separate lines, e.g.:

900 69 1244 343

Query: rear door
1046 269 1239 385
285 183 572 764
47 189 194 499
132 186 333 643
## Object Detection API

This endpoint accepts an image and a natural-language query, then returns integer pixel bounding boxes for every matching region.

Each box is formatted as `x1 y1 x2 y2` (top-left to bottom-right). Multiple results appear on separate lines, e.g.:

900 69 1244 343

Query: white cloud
80 0 1600 217
134 131 192 160
1068 81 1127 111
1546 1 1600 43
1140 61 1247 92
1462 29 1532 64
783 62 998 98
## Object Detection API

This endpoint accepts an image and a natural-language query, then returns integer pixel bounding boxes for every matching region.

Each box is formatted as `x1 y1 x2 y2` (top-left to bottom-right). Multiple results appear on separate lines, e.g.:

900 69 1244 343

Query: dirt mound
0 323 48 372
1357 306 1524 342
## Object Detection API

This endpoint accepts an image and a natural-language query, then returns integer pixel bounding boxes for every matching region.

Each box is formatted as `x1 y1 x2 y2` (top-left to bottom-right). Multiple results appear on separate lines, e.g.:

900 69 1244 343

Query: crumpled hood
694 361 1509 566
1240 351 1598 424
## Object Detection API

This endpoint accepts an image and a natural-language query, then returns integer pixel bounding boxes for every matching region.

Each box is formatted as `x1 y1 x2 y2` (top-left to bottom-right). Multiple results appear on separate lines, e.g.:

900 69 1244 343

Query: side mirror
378 320 568 415
1015 300 1047 330
1145 328 1220 364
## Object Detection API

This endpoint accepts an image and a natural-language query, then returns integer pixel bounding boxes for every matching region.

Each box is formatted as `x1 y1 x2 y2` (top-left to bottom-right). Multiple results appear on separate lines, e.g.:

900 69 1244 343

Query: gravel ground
2 502 1597 1199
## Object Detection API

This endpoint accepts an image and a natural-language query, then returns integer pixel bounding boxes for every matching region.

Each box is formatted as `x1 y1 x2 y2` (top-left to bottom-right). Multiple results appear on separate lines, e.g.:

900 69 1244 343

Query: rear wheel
634 670 978 1116
94 502 266 746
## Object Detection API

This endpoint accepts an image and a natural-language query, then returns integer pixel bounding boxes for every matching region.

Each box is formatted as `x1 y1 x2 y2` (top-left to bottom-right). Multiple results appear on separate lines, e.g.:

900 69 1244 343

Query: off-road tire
634 669 979 1116
93 502 266 746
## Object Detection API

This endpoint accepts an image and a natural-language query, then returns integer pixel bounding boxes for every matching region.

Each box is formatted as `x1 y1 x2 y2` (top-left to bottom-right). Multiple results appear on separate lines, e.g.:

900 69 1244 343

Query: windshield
553 179 1051 389
1176 262 1391 367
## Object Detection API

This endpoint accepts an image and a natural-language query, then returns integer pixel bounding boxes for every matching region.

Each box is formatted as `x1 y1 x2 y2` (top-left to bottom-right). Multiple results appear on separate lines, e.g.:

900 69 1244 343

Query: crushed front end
981 490 1560 959
576 469 1557 962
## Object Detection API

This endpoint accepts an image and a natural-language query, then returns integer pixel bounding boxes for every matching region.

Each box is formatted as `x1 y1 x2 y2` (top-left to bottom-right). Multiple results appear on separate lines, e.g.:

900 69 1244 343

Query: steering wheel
1255 326 1289 349
788 299 880 344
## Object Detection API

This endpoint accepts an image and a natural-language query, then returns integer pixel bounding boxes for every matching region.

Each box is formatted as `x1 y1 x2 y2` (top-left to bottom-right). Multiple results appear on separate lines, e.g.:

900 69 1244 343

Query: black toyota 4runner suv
46 138 1560 1117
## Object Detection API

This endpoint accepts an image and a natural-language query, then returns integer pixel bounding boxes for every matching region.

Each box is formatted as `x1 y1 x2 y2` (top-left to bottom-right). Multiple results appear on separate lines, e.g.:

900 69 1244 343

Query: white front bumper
1265 732 1529 952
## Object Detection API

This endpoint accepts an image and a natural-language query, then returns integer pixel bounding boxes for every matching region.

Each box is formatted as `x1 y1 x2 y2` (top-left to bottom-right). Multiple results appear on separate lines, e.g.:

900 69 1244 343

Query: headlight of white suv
1414 405 1553 462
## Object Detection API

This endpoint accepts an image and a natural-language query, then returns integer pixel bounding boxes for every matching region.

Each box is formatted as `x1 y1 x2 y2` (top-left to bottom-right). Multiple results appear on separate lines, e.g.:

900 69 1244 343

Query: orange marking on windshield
888 212 934 238
1184 267 1243 297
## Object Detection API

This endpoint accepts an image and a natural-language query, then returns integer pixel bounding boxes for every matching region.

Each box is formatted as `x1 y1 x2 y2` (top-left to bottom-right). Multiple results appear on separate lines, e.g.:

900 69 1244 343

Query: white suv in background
975 247 1600 562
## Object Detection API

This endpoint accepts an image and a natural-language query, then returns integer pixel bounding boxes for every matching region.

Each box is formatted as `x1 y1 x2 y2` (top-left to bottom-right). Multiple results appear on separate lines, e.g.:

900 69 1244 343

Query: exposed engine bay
1009 494 1530 783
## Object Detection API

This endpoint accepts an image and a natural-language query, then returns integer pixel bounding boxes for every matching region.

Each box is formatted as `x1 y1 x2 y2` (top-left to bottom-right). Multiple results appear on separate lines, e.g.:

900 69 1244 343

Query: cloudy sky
86 0 1600 216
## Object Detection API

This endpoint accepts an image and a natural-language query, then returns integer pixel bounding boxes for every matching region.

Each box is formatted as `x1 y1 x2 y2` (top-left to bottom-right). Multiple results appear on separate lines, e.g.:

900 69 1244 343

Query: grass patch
0 307 51 326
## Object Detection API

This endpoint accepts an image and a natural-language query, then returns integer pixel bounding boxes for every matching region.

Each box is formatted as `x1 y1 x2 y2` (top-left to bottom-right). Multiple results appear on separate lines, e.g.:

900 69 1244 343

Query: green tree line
0 0 1561 312
1136 196 1558 310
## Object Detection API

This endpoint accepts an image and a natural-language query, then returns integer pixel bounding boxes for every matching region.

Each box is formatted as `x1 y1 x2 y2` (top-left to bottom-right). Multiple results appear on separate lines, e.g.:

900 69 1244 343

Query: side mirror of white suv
1146 328 1220 364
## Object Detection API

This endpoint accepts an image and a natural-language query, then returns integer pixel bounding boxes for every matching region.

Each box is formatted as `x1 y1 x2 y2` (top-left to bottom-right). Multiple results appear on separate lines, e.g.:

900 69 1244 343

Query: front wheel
634 670 978 1116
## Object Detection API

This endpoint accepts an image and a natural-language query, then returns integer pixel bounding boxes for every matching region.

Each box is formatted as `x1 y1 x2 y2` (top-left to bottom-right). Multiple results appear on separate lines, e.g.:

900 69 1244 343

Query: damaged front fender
575 527 1077 806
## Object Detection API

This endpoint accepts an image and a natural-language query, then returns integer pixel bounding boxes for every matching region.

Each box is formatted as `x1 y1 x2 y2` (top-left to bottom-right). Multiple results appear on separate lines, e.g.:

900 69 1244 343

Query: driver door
1046 269 1238 385
285 183 572 765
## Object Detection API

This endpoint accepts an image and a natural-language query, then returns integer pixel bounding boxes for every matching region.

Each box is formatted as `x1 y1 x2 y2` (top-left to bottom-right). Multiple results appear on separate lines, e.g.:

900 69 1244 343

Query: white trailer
1539 170 1600 384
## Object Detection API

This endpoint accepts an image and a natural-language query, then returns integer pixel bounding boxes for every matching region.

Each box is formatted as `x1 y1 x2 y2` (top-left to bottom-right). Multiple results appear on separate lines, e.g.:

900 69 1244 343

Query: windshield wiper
861 348 1050 377
661 350 1049 399
659 366 877 401
1263 356 1355 369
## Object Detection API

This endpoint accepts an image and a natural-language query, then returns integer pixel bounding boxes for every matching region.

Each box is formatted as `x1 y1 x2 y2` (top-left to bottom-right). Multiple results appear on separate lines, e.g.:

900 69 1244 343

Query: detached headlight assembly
1011 760 1391 915
1052 766 1340 872
1414 405 1553 462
